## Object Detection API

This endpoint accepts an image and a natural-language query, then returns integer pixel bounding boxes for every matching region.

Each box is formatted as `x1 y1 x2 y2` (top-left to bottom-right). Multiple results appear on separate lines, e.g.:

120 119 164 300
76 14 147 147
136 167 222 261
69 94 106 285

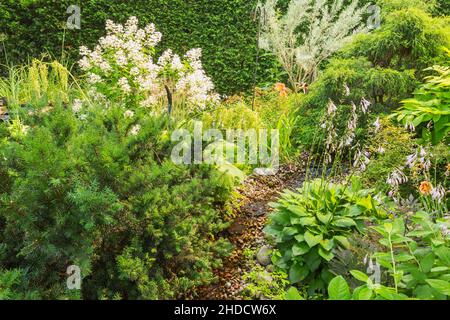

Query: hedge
0 0 277 95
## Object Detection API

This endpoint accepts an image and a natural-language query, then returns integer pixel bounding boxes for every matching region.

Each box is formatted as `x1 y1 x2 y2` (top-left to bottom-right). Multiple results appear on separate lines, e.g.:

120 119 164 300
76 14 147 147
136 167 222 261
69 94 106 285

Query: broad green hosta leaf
317 211 333 224
395 58 450 145
332 217 356 227
352 286 373 300
292 242 309 256
305 250 322 272
320 239 334 251
287 205 308 216
297 216 317 226
328 276 351 300
356 196 373 211
420 252 435 273
425 279 450 296
285 287 304 300
304 231 322 247
318 247 334 261
350 270 369 282
270 210 291 226
289 263 309 284
263 225 283 242
333 235 350 249
434 247 450 265
282 226 298 237
346 205 365 217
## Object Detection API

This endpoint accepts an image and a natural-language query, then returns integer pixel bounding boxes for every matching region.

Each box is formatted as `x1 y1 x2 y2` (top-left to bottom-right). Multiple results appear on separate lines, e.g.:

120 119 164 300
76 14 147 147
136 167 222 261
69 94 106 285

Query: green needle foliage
0 98 235 299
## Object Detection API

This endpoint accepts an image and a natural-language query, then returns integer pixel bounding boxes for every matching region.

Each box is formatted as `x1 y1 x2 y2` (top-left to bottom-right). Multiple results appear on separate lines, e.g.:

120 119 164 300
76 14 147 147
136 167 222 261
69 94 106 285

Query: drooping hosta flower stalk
405 146 432 179
373 117 381 133
430 185 446 203
353 149 370 171
386 167 408 196
360 97 371 114
257 0 369 91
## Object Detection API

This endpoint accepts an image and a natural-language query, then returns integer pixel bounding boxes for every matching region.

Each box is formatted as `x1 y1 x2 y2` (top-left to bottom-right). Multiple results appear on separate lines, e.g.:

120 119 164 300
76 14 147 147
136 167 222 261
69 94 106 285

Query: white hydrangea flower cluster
78 17 218 111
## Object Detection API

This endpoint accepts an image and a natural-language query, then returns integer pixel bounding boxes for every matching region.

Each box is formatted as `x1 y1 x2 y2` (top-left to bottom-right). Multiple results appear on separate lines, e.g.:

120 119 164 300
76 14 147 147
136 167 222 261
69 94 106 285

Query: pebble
256 245 272 266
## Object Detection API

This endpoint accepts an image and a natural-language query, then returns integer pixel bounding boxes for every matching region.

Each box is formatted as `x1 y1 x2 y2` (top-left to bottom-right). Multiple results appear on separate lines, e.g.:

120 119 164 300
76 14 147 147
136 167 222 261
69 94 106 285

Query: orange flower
419 181 433 195
275 82 285 91
274 82 288 97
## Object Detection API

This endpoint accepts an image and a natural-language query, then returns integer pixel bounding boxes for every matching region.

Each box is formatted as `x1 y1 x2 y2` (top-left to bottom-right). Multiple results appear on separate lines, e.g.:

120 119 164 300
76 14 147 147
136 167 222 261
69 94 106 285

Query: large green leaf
434 247 450 265
292 242 310 256
285 287 304 300
420 252 435 273
289 263 309 284
282 226 298 237
317 212 333 224
352 286 373 300
318 246 334 261
332 217 356 227
298 217 317 226
425 279 450 296
328 276 351 300
346 205 365 217
305 250 322 272
271 211 291 226
304 231 322 248
319 239 334 251
350 270 369 283
334 235 350 249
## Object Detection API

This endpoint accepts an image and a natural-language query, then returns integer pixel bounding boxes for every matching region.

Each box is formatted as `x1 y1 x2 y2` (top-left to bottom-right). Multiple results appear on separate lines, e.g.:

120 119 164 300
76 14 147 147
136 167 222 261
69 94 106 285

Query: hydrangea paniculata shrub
78 17 219 113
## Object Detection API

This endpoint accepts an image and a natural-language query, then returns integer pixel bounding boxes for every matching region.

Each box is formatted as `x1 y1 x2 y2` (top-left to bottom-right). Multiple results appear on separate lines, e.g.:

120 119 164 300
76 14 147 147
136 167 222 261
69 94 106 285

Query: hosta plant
371 213 450 299
394 49 450 145
264 177 384 293
328 212 450 300
327 274 409 300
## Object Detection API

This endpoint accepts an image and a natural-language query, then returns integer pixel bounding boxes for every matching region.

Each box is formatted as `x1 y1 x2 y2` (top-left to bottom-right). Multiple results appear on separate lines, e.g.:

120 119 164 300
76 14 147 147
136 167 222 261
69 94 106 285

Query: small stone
256 271 273 284
225 282 232 288
256 245 272 266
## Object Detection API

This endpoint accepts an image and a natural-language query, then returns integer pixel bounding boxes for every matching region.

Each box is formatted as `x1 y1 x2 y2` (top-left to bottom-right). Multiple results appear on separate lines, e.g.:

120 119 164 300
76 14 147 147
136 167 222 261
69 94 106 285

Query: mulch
193 162 306 300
